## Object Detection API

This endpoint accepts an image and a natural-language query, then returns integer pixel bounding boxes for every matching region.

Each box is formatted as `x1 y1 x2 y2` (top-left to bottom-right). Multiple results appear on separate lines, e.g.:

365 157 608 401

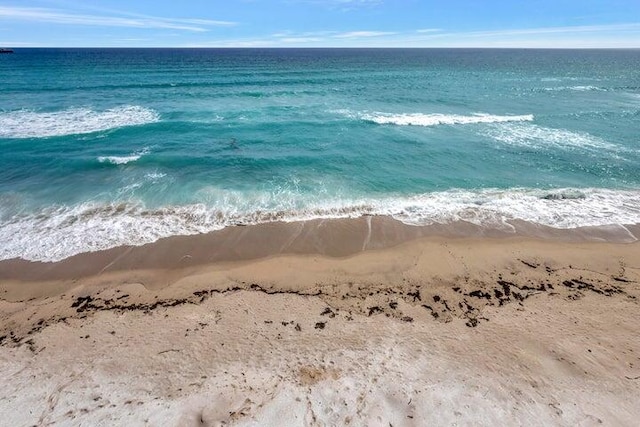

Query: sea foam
1 188 639 262
485 123 619 152
382 188 640 230
542 85 604 92
98 148 150 165
360 112 534 127
0 105 160 139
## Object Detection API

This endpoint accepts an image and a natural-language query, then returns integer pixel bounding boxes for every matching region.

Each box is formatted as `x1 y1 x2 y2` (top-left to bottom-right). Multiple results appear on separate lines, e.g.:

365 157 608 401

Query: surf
2 187 639 262
0 105 160 139
359 112 534 127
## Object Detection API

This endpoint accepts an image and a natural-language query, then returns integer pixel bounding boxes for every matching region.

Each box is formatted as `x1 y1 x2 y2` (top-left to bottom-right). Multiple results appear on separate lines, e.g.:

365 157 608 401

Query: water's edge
1 215 637 283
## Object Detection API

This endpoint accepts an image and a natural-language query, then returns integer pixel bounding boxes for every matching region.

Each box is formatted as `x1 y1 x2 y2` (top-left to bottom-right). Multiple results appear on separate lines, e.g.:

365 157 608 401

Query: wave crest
484 123 619 151
0 105 160 139
98 148 150 165
360 112 534 127
1 188 639 262
542 85 604 92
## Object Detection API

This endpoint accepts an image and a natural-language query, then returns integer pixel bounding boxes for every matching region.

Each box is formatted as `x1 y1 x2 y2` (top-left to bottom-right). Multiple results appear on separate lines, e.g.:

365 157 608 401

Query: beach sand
1 217 639 426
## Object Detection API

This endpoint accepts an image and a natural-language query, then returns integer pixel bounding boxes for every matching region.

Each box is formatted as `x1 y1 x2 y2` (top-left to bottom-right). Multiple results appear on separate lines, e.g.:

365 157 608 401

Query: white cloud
332 0 382 4
401 23 640 47
455 23 640 38
272 30 338 38
188 21 640 48
271 31 293 38
184 38 273 48
0 40 37 46
333 30 396 38
301 0 381 4
0 6 237 32
294 0 382 11
280 37 323 43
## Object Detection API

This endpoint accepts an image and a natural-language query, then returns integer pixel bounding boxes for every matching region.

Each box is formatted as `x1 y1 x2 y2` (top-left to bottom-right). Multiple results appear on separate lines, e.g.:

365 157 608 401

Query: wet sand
1 217 639 426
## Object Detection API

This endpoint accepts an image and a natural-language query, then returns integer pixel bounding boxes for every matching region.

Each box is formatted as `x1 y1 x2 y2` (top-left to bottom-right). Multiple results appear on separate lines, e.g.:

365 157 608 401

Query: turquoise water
1 48 639 261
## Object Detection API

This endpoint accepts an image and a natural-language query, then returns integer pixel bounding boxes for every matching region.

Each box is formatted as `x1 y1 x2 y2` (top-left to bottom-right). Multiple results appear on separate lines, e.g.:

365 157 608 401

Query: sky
1 0 639 48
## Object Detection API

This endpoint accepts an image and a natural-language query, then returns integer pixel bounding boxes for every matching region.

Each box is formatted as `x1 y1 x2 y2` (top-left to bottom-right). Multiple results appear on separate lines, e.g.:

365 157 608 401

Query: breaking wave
484 123 619 152
541 85 605 92
358 112 534 127
98 148 150 165
0 106 160 139
1 188 639 262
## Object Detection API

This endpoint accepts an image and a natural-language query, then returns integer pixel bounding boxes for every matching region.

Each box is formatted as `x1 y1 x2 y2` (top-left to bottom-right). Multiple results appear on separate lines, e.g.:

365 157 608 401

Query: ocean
1 48 639 262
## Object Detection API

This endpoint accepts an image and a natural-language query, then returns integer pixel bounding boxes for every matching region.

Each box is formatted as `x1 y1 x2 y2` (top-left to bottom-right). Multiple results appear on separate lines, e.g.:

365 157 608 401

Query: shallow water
1 48 639 261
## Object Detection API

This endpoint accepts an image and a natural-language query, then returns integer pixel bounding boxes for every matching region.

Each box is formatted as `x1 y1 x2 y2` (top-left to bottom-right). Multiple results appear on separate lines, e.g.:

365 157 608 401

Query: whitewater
1 48 639 262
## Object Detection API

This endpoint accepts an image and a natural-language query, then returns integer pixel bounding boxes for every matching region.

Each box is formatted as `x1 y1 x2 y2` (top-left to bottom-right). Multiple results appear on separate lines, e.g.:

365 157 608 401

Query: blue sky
1 0 639 47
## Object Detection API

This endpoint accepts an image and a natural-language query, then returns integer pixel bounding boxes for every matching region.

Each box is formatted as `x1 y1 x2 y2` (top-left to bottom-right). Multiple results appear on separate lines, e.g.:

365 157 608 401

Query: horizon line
3 46 640 49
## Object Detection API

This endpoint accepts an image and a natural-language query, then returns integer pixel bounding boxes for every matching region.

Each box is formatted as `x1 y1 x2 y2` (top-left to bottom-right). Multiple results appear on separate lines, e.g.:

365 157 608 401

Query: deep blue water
1 48 639 261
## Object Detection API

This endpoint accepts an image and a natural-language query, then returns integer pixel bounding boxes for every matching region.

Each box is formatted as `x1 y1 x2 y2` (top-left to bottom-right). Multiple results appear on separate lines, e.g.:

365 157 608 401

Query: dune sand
1 217 639 426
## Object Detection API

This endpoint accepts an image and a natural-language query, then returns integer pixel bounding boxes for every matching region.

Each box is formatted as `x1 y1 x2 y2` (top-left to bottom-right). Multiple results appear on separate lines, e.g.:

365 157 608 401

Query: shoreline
1 215 638 285
1 216 639 425
4 47 640 426
4 187 640 264
1 214 639 326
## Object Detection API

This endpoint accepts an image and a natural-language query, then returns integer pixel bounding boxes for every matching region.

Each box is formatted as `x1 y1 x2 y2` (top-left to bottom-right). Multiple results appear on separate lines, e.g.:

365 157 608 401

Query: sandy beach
1 217 639 426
